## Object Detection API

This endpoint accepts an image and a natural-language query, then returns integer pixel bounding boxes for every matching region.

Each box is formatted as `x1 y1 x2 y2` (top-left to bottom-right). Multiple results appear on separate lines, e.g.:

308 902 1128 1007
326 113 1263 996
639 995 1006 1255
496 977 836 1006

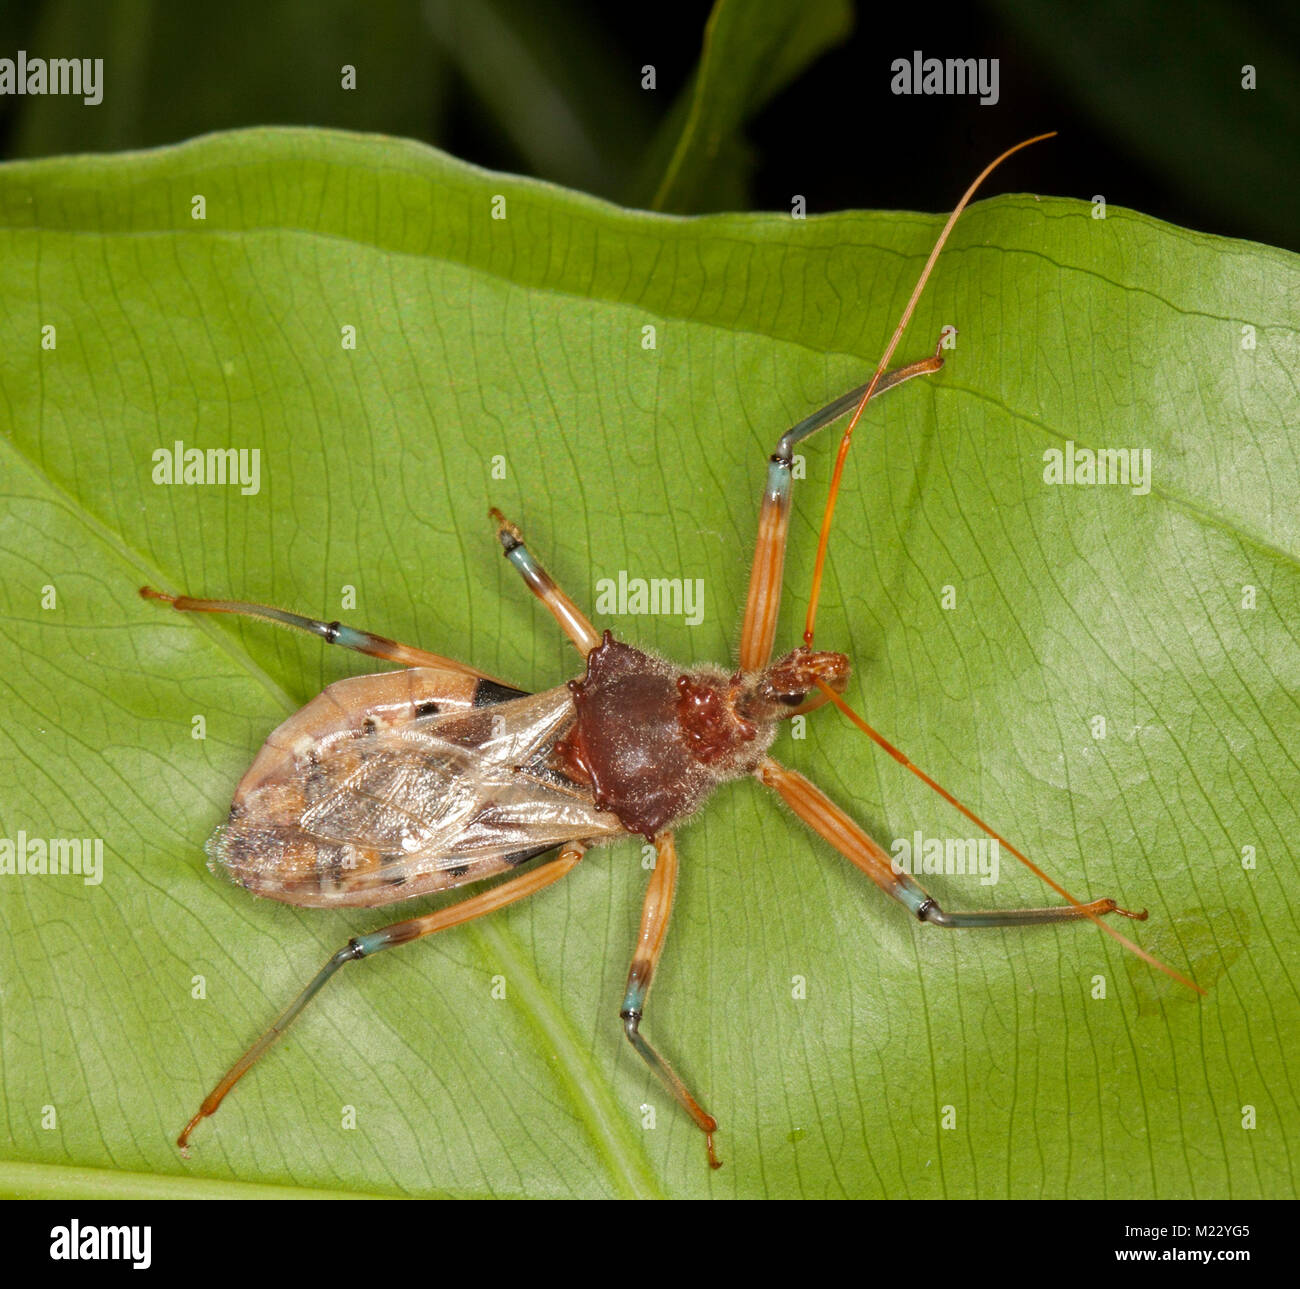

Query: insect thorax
557 632 778 839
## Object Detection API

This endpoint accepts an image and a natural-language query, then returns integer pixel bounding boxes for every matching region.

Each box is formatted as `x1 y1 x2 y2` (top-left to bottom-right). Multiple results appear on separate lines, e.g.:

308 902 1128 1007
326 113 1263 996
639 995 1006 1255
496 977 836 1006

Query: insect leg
138 586 502 678
739 342 946 670
620 832 721 1169
176 842 586 1151
489 508 601 656
756 758 1144 927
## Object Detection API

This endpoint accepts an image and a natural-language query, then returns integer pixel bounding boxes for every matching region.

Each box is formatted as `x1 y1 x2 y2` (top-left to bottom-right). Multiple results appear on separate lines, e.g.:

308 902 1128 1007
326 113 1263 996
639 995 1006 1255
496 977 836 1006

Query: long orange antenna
816 680 1205 995
803 132 1057 649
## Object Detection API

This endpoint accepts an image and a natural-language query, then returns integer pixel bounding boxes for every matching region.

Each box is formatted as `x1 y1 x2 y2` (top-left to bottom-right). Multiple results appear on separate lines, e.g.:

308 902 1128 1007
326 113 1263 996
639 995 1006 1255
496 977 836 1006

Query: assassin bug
142 133 1201 1171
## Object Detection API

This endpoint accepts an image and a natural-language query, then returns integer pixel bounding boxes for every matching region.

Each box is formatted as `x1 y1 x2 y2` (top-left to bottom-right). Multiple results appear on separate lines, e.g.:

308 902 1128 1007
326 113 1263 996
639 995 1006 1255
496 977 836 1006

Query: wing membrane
207 684 623 908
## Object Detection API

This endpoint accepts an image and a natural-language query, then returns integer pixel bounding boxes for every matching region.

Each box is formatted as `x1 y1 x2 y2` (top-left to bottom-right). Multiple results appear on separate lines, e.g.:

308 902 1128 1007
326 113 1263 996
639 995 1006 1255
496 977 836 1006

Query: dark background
0 0 1296 251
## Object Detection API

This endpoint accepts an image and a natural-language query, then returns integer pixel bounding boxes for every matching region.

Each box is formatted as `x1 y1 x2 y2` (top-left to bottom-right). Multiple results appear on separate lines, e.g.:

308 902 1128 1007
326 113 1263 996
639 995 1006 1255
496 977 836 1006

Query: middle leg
621 831 722 1169
490 508 601 657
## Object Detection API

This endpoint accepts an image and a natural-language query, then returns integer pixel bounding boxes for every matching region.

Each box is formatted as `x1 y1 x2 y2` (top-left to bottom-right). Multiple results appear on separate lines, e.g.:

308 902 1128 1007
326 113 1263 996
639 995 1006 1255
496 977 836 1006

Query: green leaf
0 127 1295 1199
638 0 854 212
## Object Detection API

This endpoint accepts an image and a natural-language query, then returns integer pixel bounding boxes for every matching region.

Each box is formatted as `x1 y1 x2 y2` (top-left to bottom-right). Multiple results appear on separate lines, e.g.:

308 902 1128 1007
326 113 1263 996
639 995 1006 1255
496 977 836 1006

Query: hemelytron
142 135 1200 1171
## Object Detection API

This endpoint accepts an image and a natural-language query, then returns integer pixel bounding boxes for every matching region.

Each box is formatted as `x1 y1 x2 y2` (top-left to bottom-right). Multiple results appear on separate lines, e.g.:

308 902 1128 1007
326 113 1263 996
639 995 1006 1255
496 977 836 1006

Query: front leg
738 342 945 671
621 832 721 1169
756 757 1145 927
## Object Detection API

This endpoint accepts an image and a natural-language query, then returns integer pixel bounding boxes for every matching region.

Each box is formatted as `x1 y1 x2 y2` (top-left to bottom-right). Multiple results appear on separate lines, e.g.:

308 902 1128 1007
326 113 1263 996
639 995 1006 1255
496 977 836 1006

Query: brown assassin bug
141 133 1202 1171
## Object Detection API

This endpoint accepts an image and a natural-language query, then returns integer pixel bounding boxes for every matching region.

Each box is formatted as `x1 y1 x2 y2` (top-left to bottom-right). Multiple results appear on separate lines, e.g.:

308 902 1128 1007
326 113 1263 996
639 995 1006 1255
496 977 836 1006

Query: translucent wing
207 680 624 908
